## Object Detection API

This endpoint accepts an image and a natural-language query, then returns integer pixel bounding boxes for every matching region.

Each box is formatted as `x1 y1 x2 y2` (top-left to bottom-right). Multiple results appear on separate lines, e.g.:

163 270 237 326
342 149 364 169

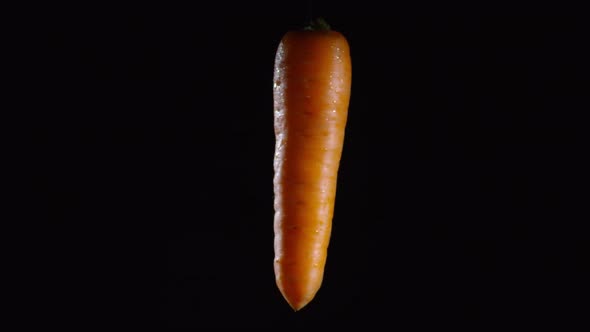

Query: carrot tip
287 299 311 312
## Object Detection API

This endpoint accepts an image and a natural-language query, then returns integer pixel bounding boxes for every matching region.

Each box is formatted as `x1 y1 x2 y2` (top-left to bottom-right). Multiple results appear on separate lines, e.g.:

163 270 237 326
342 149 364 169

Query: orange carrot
273 18 352 311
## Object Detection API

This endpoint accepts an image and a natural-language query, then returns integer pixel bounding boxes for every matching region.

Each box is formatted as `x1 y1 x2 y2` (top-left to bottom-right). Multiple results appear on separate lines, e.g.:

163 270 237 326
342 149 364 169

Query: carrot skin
273 27 352 311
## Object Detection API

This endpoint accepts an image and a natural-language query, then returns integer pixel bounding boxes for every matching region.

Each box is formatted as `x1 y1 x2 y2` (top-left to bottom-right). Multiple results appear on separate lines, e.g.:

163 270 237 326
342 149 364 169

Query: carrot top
303 17 332 31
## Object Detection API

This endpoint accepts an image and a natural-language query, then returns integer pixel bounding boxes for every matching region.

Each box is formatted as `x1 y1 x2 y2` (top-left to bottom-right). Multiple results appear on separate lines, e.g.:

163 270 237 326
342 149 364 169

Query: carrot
273 18 352 311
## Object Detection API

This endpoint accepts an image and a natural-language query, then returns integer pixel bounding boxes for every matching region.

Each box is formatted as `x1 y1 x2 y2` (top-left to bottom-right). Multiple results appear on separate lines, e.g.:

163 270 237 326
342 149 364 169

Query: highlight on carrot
272 17 352 311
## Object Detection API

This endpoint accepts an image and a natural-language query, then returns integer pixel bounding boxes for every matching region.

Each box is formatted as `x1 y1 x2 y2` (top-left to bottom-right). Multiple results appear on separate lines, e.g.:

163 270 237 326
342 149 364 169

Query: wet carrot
273 18 352 311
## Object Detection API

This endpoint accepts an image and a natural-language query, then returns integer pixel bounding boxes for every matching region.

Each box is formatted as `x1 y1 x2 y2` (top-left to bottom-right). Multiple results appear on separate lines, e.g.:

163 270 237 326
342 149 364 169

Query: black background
27 1 588 329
